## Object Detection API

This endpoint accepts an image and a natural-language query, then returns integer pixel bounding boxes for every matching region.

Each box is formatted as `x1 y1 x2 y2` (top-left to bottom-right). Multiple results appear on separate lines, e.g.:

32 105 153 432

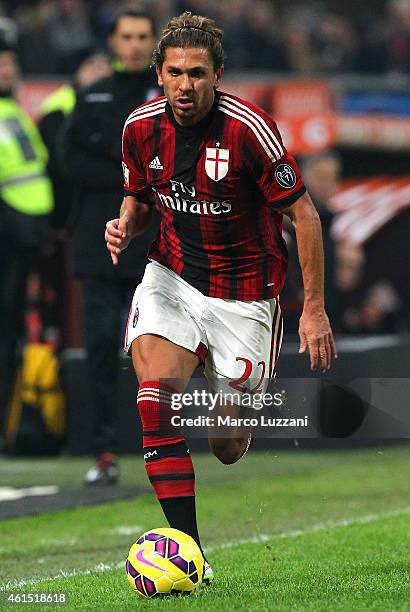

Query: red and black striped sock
137 381 203 554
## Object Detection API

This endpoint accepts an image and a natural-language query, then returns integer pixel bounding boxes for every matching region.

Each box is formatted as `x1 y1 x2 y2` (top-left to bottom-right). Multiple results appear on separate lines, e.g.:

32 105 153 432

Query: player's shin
137 381 205 556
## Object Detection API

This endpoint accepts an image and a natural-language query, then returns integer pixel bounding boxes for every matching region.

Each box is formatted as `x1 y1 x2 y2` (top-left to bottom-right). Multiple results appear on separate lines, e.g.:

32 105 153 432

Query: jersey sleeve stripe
122 104 166 152
124 106 166 131
220 95 284 159
127 99 167 121
218 99 281 161
122 106 164 155
218 105 278 162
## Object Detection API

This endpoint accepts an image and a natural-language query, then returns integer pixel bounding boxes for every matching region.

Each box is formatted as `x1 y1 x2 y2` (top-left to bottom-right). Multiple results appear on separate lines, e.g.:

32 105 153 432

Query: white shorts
124 261 283 393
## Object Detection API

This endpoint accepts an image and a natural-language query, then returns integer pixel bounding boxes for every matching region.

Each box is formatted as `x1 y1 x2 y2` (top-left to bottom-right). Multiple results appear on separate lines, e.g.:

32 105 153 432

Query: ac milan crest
205 148 229 181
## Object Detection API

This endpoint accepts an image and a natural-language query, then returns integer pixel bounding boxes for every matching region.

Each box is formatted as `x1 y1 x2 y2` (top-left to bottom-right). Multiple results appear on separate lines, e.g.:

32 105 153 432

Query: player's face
0 52 17 93
109 17 155 72
157 47 223 127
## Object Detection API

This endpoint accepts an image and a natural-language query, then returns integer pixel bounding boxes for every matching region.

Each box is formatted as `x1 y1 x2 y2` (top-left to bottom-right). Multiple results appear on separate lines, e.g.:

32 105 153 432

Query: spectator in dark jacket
37 52 111 348
59 9 160 484
39 52 112 229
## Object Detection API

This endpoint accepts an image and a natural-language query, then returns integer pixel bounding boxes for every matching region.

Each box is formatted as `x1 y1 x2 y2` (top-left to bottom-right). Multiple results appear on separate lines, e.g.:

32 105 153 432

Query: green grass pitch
0 445 409 611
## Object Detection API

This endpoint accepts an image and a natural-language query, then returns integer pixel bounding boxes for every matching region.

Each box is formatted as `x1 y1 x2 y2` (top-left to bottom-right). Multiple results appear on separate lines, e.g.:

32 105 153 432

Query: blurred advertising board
225 79 337 155
18 78 410 154
336 115 410 150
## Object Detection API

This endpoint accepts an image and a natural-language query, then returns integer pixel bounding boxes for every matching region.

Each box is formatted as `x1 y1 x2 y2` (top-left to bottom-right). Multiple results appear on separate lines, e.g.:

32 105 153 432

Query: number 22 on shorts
229 358 266 393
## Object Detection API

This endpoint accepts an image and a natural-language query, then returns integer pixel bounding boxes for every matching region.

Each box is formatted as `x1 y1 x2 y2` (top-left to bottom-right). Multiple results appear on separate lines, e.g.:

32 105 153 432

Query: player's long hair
152 11 225 70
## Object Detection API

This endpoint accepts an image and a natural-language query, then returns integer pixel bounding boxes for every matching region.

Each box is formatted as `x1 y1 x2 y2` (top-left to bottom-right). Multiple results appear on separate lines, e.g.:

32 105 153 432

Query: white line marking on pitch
36 526 144 549
15 526 144 559
1 506 409 591
111 525 144 536
0 486 59 501
40 538 79 547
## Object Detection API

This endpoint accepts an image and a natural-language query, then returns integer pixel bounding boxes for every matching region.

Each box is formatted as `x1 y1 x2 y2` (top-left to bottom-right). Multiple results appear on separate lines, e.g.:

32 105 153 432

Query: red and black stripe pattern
122 92 305 301
137 381 195 500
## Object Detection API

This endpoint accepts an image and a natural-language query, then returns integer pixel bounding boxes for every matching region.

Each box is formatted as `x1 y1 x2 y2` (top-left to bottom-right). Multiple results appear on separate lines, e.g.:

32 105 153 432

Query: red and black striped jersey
122 91 305 300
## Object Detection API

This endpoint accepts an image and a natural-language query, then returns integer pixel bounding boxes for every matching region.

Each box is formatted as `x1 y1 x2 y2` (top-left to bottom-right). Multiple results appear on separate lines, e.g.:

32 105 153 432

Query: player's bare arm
282 191 337 372
105 195 152 265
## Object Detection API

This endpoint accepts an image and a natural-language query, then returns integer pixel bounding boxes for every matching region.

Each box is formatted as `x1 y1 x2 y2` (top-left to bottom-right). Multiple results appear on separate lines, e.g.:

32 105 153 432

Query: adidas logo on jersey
149 156 163 170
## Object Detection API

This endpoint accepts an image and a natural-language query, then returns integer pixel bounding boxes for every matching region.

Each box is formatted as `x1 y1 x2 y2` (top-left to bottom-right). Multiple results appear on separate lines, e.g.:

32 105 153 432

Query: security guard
0 34 53 431
59 9 160 484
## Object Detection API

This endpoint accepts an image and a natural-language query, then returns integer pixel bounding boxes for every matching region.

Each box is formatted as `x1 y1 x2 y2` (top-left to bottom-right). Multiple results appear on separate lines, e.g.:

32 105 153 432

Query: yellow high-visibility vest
39 84 76 117
0 97 53 215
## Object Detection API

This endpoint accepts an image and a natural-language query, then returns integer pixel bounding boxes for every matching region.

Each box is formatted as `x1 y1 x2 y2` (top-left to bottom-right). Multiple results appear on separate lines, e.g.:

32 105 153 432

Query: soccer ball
126 528 204 598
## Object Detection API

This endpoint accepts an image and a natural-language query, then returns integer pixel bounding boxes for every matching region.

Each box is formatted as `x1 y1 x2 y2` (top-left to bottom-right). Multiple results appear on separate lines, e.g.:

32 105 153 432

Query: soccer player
105 12 337 581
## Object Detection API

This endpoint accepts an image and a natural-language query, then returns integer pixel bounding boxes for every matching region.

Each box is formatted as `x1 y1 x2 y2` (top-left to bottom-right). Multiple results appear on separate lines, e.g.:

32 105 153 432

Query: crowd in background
0 2 408 460
0 0 406 357
0 0 409 76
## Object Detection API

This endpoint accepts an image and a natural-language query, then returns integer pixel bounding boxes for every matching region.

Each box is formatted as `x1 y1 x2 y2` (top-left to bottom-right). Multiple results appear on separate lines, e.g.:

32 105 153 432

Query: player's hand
105 216 132 265
298 308 337 372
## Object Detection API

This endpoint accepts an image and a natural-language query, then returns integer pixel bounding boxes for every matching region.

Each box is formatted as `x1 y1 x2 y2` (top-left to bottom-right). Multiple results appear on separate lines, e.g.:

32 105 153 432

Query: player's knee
217 451 241 465
209 439 243 465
